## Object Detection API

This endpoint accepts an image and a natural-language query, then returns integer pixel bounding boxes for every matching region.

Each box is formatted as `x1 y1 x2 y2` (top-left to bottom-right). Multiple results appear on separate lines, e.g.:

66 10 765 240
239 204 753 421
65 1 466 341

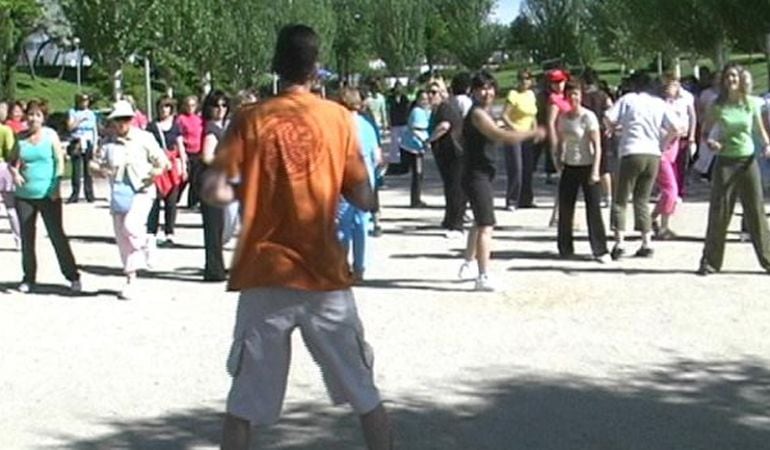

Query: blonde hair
428 78 448 97
182 95 199 114
338 87 362 111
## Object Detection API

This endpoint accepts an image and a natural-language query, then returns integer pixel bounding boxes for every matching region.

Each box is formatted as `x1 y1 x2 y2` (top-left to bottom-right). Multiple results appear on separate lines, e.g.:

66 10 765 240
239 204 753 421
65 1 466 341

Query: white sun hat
107 100 135 120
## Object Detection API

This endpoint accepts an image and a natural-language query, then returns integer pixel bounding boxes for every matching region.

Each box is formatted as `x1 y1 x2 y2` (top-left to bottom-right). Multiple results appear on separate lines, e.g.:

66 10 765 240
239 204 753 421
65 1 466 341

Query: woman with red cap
545 68 572 226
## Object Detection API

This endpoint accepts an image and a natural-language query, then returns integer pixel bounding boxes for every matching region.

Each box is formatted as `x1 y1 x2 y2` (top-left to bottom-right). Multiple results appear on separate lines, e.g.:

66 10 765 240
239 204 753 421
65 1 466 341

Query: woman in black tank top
458 71 546 292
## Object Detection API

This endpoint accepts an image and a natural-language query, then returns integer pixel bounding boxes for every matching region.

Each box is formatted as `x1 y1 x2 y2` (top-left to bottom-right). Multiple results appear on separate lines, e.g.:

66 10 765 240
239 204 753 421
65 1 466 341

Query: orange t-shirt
213 91 368 292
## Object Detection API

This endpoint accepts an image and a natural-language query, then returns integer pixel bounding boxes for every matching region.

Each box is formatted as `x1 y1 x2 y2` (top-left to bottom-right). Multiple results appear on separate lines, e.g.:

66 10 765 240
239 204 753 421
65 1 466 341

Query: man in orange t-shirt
202 25 392 450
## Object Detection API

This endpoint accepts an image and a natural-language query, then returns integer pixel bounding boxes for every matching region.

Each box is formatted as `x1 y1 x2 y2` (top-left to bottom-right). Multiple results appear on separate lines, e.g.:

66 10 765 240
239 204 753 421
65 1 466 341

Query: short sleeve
585 110 600 132
661 104 677 131
434 103 449 124
506 90 517 106
605 97 622 124
407 108 419 127
0 128 13 160
212 110 246 182
342 114 368 193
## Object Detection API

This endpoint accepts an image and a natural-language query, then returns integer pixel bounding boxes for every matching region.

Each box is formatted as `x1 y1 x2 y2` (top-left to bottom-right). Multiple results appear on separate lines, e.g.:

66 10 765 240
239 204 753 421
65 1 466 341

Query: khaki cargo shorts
225 287 381 426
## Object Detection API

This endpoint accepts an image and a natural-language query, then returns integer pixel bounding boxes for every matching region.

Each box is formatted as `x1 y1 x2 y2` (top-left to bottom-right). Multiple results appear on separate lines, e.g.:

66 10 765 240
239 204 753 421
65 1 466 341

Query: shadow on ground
54 358 770 449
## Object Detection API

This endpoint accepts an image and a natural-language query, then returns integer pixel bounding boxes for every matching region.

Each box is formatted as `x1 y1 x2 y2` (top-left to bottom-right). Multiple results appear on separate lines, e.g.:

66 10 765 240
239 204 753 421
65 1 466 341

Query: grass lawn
14 72 97 112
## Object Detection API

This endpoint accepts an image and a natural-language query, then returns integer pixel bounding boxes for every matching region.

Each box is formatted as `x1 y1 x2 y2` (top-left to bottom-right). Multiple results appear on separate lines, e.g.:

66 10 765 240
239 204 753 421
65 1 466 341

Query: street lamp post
73 37 81 90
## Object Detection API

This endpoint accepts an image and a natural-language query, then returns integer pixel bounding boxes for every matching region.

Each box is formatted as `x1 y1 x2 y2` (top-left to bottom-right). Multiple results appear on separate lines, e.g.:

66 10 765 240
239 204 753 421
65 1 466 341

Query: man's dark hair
564 81 580 94
450 72 471 96
630 71 653 93
470 70 498 91
202 90 230 121
272 24 320 84
582 67 598 86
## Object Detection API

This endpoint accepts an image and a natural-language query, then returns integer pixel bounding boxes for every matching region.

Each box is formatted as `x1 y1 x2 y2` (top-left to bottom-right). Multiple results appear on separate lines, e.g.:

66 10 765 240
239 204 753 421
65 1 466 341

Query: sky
491 0 522 23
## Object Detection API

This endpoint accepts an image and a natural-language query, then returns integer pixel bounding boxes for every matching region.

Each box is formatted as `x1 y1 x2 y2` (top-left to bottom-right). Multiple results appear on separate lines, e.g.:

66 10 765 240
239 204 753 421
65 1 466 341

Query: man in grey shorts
202 24 392 450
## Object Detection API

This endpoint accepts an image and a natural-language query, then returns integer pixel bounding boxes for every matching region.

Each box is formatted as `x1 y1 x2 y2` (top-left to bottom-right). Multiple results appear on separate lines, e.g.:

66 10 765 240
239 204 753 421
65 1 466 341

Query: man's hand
533 126 547 143
590 170 600 184
707 139 722 152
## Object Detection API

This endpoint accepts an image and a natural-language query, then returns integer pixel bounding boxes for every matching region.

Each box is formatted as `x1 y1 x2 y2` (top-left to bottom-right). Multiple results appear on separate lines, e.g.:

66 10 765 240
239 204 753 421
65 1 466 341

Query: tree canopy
2 0 770 100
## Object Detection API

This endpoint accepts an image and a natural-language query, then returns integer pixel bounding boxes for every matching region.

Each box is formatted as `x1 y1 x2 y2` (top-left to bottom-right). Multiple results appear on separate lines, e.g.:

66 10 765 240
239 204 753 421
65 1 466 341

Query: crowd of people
0 90 253 299
3 21 770 449
1 60 770 296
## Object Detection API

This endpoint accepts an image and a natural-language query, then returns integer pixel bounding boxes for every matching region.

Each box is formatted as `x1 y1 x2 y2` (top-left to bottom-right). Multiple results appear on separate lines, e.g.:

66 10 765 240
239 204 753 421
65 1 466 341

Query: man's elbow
343 183 376 212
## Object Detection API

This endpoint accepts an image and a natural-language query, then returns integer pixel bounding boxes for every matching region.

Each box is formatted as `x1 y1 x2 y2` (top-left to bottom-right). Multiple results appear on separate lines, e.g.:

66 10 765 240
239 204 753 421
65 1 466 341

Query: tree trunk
0 61 15 100
766 33 770 91
714 39 727 70
0 11 15 100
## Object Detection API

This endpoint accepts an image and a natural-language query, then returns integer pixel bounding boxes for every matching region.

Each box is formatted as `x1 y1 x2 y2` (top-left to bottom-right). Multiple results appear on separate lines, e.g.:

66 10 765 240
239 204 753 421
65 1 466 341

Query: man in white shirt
605 72 679 260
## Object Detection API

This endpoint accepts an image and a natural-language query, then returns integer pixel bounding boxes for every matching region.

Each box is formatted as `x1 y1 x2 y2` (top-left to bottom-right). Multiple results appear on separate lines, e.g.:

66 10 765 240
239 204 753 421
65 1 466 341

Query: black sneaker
610 245 625 261
635 246 654 258
696 264 717 276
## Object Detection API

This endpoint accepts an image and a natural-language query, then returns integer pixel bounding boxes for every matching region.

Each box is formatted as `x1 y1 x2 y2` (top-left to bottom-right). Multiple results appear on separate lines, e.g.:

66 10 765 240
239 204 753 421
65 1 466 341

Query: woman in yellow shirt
501 69 538 210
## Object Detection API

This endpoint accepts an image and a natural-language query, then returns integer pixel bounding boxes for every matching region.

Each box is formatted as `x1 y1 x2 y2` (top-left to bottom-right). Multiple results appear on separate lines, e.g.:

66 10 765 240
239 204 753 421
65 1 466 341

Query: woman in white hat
93 100 169 299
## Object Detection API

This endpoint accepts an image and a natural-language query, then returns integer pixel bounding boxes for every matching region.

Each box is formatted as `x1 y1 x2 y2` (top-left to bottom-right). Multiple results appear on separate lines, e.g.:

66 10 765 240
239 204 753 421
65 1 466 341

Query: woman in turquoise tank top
9 100 80 293
698 64 770 275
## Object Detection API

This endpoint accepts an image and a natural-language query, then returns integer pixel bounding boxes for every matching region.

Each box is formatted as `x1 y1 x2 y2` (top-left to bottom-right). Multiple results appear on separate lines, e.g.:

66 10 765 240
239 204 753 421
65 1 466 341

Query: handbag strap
155 121 168 151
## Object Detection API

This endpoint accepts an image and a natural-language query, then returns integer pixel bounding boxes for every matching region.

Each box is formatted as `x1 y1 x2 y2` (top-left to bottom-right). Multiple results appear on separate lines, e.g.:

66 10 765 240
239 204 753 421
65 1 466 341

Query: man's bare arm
343 178 375 212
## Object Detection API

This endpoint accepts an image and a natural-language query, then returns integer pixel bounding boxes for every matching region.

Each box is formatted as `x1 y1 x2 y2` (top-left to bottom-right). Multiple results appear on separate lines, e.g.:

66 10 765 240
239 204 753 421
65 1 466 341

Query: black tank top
462 105 496 177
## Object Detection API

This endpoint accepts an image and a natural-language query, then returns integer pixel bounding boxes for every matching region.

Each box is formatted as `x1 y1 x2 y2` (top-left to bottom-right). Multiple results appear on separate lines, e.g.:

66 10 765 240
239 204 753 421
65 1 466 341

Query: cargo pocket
226 339 245 378
226 333 263 378
356 332 375 371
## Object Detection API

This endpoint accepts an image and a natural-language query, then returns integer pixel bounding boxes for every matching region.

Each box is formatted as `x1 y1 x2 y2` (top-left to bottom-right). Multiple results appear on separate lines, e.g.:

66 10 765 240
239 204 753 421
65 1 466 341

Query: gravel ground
2 155 770 450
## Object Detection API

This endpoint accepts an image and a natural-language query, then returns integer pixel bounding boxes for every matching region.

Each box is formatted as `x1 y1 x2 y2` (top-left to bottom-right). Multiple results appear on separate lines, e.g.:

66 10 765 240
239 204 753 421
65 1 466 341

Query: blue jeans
337 200 371 274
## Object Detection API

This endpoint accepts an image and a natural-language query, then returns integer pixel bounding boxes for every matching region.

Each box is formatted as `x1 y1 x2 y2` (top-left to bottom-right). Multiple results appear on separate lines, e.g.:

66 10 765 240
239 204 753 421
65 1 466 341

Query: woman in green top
9 100 81 293
698 64 770 275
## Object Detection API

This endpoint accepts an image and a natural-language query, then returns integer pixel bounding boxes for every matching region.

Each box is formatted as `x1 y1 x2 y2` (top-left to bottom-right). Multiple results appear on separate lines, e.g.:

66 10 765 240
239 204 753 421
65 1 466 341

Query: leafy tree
506 15 537 62
521 0 596 65
372 0 425 75
423 2 450 72
439 0 501 69
589 0 649 71
60 0 161 94
331 0 373 82
0 0 42 99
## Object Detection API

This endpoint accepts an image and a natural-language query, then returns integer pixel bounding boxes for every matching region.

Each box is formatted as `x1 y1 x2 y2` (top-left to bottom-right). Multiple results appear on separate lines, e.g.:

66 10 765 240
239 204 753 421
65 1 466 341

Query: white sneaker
740 232 750 242
445 230 464 240
144 239 156 270
18 282 31 293
70 280 82 293
458 260 478 280
474 274 496 292
595 254 611 264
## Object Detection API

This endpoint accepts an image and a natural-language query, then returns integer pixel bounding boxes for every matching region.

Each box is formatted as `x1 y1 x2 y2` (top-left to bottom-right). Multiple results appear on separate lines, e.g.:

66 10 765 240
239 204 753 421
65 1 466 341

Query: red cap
547 69 569 83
